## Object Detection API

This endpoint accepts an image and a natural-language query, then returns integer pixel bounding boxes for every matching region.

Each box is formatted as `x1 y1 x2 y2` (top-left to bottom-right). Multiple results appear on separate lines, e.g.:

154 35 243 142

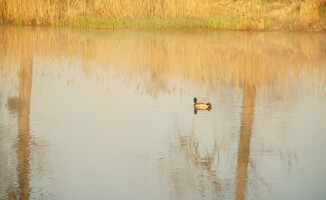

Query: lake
0 26 326 200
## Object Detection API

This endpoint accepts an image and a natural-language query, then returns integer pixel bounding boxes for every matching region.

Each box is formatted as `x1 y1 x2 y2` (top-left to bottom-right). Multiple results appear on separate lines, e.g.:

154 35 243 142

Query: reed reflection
1 27 325 97
167 123 221 199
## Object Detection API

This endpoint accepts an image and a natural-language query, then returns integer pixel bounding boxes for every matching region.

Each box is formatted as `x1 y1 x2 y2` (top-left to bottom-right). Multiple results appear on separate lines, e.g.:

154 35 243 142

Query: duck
194 97 211 110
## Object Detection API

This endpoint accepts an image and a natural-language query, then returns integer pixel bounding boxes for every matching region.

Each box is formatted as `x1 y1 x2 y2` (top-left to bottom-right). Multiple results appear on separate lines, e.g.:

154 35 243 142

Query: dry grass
0 0 326 30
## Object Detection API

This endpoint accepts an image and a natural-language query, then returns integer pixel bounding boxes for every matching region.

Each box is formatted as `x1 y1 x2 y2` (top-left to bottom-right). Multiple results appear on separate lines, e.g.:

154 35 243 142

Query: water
0 26 326 200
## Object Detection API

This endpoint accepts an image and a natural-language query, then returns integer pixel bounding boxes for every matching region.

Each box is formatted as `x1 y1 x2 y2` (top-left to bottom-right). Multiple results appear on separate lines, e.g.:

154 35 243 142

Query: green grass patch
52 17 126 29
321 6 326 19
49 16 281 30
282 17 299 31
2 16 316 31
13 18 23 25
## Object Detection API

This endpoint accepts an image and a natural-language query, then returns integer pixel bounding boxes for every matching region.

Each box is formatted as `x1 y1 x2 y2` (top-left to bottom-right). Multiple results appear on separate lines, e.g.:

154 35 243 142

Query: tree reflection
7 47 33 199
236 86 256 200
16 48 33 200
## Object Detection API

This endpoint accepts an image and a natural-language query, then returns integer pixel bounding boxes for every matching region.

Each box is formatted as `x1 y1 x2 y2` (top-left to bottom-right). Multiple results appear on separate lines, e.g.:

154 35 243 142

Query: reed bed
0 0 325 30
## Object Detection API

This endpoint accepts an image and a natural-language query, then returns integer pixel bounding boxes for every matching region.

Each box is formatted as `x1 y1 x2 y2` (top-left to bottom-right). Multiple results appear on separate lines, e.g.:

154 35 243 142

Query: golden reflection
0 27 325 98
236 86 256 200
0 26 325 200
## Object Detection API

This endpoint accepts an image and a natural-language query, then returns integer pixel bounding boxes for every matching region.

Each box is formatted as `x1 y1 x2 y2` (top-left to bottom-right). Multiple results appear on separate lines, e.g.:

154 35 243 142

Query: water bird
194 98 211 114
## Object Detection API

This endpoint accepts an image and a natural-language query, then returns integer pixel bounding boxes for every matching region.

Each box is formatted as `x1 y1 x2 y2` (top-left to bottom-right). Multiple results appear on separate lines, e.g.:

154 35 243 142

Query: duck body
194 98 211 110
194 102 211 110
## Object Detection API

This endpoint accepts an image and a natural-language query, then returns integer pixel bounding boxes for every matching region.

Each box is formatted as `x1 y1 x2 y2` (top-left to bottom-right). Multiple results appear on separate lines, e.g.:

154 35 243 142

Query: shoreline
1 16 325 32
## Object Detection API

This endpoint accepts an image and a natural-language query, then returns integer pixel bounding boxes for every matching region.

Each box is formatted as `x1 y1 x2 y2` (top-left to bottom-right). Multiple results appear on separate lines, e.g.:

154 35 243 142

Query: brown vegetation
0 0 325 30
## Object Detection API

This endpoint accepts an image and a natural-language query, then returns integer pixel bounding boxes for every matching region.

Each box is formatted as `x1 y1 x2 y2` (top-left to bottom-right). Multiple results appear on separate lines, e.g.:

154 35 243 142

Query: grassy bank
51 17 309 30
0 0 326 31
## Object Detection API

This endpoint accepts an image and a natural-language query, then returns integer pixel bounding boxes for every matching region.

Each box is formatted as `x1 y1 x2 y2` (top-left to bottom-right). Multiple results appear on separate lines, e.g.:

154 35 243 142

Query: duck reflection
194 107 212 115
7 47 33 200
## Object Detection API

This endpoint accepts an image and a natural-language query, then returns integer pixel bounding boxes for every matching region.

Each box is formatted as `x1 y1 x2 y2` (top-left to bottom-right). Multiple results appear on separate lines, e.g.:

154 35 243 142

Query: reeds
0 0 325 30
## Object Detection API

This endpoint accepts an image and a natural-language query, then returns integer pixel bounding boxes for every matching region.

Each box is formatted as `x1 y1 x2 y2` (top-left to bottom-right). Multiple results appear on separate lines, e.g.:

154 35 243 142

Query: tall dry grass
0 0 325 30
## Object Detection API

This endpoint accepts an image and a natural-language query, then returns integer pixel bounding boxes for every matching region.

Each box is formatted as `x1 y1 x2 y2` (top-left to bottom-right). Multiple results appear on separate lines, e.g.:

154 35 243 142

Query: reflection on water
5 40 33 199
0 26 326 200
15 47 33 200
167 121 222 199
236 86 256 200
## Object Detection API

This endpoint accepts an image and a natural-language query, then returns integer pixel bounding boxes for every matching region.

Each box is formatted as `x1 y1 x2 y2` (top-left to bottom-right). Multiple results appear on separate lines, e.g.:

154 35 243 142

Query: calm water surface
0 26 326 200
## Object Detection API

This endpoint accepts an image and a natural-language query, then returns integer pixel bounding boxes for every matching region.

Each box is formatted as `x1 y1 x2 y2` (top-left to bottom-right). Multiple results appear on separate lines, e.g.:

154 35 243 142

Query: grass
0 0 325 31
49 16 305 31
321 6 326 19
